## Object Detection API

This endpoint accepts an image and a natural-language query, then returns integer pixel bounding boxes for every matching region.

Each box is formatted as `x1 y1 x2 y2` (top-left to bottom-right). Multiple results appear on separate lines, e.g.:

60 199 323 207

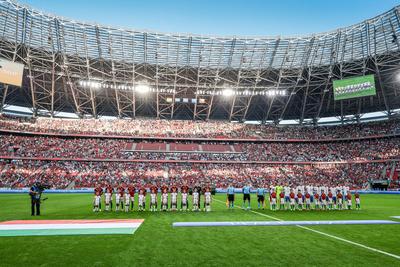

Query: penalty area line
213 199 400 260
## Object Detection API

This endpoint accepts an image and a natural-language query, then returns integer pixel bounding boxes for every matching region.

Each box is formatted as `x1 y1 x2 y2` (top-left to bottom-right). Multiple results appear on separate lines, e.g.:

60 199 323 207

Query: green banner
333 74 376 101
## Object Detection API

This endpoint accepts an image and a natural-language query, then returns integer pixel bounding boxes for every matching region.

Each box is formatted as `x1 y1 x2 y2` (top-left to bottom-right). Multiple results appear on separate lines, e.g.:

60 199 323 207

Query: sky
19 0 400 36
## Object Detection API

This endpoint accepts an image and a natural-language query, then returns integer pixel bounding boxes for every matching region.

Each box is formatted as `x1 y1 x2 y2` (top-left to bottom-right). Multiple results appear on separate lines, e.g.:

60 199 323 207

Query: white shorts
356 198 360 204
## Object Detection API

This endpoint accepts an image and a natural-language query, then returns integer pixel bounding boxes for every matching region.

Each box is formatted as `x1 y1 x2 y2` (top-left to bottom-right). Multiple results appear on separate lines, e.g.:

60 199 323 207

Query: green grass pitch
0 193 399 267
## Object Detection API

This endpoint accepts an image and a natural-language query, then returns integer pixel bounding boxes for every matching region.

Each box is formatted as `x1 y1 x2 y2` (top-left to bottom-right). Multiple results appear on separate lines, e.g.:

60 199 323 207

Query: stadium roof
0 0 400 123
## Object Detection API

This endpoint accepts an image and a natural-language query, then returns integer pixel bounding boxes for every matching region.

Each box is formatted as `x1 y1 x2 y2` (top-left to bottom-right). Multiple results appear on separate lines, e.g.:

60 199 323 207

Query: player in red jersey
181 183 189 211
104 183 113 211
297 190 303 210
128 184 136 210
160 184 169 211
337 191 343 210
115 184 125 212
346 192 352 210
138 186 147 211
289 189 296 211
270 189 277 211
149 184 158 212
327 190 333 210
170 185 178 211
314 192 320 210
354 192 361 210
305 191 311 210
93 184 103 212
320 190 327 210
279 191 285 210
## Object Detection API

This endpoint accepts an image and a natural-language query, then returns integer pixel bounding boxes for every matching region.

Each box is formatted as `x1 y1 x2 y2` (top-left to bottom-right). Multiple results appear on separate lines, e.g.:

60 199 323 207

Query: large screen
333 74 376 101
0 58 24 87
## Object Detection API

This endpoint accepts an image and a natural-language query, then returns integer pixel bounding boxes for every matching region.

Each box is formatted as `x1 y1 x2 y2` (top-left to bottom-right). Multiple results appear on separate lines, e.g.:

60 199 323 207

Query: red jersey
305 193 310 199
150 186 158 194
289 192 295 199
354 193 360 199
181 185 189 193
106 185 113 194
346 194 352 200
328 192 333 198
271 192 277 199
161 186 169 194
118 186 125 196
128 185 136 197
297 193 302 199
279 192 285 198
337 193 343 199
94 187 103 196
203 187 211 193
139 187 147 196
314 193 319 199
321 193 326 200
171 186 178 193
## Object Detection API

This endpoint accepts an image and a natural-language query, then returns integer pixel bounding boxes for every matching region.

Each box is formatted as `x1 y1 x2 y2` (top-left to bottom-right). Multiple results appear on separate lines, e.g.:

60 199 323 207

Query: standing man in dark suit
29 183 41 216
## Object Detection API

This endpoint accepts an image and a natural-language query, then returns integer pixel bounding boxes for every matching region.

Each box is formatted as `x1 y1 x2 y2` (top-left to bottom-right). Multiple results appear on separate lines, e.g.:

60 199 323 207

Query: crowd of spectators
0 160 385 189
1 114 400 140
1 135 400 162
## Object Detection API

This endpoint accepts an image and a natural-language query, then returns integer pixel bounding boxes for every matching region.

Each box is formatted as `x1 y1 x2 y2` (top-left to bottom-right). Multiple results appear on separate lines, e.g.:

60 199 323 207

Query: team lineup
92 184 361 212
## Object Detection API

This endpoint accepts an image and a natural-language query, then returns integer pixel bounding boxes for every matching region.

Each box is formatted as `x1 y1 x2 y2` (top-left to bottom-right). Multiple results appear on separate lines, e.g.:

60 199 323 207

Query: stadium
0 0 400 266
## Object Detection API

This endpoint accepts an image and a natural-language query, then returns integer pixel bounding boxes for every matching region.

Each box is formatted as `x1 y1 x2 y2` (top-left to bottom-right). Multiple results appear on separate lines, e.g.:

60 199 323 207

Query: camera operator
29 182 42 216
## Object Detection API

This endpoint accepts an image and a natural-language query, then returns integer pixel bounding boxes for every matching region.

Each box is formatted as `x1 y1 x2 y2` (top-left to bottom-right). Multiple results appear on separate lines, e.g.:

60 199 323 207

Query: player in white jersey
124 192 130 212
192 187 200 211
170 186 178 211
204 187 212 212
149 186 158 212
331 187 337 210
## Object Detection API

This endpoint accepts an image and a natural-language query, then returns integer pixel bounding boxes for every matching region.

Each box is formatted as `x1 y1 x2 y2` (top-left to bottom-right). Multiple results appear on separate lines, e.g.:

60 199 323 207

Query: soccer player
93 184 103 212
203 185 212 212
354 191 361 210
242 183 251 210
327 189 333 210
337 190 343 210
149 184 158 212
181 183 189 211
321 190 327 210
124 188 130 212
297 190 303 210
289 189 296 211
227 184 235 209
256 185 266 209
346 191 352 210
284 185 290 209
314 190 320 210
115 184 125 212
305 190 311 210
192 186 200 212
138 186 146 211
331 187 337 210
270 188 277 211
170 185 178 211
279 190 285 210
161 184 169 211
128 184 136 210
104 183 113 211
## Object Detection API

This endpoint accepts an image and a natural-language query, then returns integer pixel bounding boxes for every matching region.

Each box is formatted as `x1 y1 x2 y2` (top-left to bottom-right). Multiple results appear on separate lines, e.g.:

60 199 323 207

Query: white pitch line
213 199 400 260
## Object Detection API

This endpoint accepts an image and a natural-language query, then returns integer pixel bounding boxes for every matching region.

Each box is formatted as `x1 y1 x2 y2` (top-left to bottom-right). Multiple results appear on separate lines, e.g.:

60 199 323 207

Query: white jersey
205 192 211 204
193 192 199 205
171 192 177 204
138 194 145 206
94 195 101 206
115 194 121 203
284 186 290 196
162 193 168 204
182 193 188 205
124 194 130 204
105 193 111 204
150 193 157 204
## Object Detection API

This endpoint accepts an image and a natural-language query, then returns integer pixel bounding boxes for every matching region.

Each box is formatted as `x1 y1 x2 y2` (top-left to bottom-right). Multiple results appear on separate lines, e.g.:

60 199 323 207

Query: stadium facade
0 0 400 123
